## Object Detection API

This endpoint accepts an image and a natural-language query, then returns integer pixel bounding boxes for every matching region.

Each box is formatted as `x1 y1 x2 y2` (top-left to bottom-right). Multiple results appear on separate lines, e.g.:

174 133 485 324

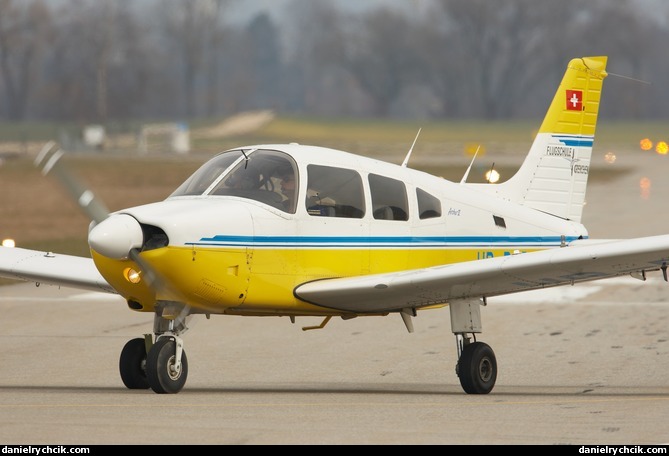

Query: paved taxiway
1 151 669 445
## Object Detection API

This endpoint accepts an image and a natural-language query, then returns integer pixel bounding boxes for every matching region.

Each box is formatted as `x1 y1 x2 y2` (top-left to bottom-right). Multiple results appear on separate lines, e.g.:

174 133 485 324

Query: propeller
34 141 110 225
36 141 194 331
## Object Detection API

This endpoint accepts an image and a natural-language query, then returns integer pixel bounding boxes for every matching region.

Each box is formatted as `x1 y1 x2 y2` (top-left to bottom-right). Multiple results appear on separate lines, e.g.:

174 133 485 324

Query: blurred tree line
0 0 667 124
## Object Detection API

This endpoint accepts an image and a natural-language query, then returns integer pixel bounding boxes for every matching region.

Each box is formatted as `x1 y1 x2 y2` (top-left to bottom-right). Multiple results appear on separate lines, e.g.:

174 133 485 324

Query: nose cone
88 214 144 259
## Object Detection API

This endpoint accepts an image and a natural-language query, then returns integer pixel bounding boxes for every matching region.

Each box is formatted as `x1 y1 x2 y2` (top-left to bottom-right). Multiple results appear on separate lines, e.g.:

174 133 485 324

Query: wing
0 246 116 294
294 235 669 313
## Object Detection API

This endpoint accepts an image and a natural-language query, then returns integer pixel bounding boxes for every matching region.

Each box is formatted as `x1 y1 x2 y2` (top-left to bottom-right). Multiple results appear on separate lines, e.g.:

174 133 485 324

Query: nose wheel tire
119 338 150 390
457 341 497 394
146 337 188 394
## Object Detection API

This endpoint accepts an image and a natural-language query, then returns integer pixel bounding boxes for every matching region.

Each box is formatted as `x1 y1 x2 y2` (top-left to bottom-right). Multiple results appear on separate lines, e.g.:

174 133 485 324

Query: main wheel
119 338 150 390
145 337 188 394
457 341 497 394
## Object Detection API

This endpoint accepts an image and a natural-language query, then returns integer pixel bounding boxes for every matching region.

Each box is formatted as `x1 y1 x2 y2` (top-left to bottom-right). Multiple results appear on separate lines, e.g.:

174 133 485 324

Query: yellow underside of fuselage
92 246 535 316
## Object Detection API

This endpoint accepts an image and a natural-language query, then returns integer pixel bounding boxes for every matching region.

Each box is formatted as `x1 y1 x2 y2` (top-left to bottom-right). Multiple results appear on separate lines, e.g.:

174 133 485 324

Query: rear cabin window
417 188 442 219
306 165 365 218
369 174 409 221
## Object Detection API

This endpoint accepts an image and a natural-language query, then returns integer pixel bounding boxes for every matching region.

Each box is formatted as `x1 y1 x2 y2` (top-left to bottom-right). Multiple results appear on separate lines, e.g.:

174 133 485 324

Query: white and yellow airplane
2 56 668 395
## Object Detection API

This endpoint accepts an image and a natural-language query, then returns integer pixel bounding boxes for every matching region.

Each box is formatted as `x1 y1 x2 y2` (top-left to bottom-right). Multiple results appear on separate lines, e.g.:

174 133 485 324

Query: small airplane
2 55 668 395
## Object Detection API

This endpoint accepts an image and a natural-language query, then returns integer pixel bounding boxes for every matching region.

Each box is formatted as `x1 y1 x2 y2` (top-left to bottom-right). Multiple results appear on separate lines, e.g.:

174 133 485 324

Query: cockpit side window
369 173 409 221
306 165 365 218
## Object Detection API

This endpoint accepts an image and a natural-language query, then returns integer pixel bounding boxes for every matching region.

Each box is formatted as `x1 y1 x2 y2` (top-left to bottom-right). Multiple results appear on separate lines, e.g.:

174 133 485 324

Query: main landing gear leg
449 298 497 394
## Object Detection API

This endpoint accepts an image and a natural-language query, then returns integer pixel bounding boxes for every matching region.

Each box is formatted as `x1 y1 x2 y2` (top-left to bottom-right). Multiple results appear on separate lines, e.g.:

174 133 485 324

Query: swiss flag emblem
566 90 583 111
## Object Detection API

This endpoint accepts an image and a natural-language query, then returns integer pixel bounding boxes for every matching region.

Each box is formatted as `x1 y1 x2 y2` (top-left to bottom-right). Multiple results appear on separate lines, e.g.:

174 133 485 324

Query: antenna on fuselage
486 162 496 183
401 128 422 168
460 145 481 184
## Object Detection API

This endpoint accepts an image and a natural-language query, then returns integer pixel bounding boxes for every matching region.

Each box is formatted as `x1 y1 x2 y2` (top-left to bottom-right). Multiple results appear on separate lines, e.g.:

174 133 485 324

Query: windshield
170 149 299 213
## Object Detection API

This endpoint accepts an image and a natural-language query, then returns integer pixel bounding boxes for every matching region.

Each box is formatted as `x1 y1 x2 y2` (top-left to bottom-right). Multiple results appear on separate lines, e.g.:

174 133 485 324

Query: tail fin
479 56 608 222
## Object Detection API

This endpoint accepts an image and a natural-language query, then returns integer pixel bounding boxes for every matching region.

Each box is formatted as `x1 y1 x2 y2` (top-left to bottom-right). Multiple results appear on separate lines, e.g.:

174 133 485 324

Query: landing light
123 267 142 284
2 239 15 248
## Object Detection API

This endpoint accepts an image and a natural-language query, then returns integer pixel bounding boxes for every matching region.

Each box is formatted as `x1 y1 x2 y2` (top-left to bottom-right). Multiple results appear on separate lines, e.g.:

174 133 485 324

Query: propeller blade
128 248 163 291
37 141 194 331
34 141 110 224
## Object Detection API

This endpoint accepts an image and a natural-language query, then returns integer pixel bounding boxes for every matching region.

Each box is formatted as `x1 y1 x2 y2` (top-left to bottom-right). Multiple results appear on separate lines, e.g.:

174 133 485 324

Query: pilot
278 168 297 212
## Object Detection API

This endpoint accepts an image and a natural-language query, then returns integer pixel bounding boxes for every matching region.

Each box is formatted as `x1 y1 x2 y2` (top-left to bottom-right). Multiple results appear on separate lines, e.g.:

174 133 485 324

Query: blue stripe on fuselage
188 235 585 248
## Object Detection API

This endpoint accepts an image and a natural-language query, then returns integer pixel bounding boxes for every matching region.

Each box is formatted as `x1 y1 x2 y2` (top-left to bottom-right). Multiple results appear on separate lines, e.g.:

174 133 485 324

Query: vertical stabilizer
479 56 608 222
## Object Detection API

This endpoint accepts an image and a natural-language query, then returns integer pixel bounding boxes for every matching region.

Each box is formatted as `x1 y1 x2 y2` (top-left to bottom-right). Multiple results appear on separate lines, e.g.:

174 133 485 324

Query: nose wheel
145 336 189 394
119 335 189 394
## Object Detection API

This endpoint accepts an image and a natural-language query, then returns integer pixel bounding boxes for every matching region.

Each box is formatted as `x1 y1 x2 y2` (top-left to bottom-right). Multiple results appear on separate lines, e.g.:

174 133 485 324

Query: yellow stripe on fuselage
93 245 544 316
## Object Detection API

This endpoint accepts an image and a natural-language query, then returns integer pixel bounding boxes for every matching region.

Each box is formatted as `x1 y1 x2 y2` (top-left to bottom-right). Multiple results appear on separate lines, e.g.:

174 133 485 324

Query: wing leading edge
0 246 115 294
294 235 669 314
